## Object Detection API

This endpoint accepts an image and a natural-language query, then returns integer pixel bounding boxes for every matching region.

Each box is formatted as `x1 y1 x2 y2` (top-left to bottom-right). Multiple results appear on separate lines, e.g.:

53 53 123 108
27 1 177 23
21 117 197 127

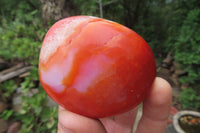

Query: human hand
57 77 172 133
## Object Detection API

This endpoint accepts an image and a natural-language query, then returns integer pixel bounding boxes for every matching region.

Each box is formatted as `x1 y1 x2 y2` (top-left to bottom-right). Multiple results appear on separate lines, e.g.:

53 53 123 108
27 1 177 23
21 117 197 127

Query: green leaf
0 110 13 120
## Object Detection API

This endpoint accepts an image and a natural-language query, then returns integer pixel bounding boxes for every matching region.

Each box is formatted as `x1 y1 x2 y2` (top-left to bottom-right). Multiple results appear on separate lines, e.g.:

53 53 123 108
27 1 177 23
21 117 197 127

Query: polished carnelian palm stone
39 16 156 118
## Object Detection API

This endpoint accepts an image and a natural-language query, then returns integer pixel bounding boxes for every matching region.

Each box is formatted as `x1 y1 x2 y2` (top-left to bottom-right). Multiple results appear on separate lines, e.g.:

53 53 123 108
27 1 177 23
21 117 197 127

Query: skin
57 77 172 133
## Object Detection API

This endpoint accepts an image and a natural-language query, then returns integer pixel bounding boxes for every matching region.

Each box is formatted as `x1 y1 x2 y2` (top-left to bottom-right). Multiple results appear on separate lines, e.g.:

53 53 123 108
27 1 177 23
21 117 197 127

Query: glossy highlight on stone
39 16 156 118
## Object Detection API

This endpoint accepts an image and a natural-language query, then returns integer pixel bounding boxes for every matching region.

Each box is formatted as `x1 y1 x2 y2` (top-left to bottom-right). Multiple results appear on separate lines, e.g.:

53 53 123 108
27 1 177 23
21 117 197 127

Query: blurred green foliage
180 88 200 109
0 0 200 132
175 9 200 84
0 109 14 120
0 0 44 63
0 0 57 132
168 0 200 109
1 80 17 98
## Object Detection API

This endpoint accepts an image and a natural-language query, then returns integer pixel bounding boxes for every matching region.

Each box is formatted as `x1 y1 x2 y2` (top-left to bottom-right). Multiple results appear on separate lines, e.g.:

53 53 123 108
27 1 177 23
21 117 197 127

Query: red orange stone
39 16 156 118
